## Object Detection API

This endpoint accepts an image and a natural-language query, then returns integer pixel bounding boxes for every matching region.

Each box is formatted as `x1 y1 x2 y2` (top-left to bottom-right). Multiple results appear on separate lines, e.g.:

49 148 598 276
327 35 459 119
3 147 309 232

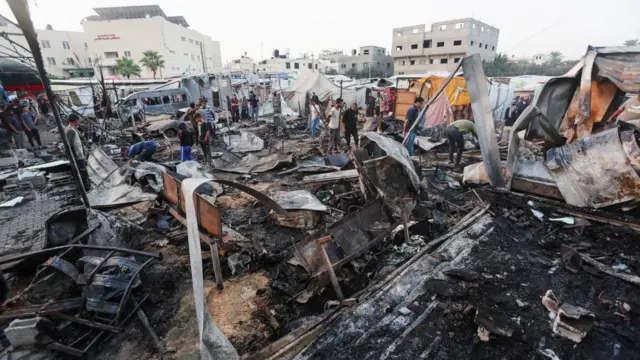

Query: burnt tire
164 128 178 137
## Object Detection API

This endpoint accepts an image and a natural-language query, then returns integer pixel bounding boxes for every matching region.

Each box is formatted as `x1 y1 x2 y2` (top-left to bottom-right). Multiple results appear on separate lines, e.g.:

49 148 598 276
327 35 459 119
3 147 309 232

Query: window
410 60 415 65
481 26 485 32
104 51 118 59
439 25 447 30
471 41 474 46
62 41 70 49
396 46 402 51
485 44 488 49
423 40 432 48
41 40 50 48
315 64 318 69
363 49 370 55
285 62 291 69
124 51 131 57
46 57 56 65
396 32 402 37
162 96 171 104
492 46 495 51
455 23 464 29
436 42 445 47
399 72 404 75
352 63 356 68
479 43 483 48
308 63 312 69
418 59 426 64
440 59 448 64
195 40 200 45
453 40 462 46
189 38 194 44
386 62 391 68
64 57 75 65
454 58 460 63
472 24 476 29
429 59 434 64
340 64 346 69
294 63 299 69
181 36 186 41
412 28 419 34
376 49 382 55
411 44 418 50
402 60 405 65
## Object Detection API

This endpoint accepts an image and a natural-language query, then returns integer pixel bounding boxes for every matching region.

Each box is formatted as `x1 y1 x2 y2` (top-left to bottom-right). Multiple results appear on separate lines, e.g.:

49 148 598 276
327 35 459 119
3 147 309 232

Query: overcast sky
0 0 638 64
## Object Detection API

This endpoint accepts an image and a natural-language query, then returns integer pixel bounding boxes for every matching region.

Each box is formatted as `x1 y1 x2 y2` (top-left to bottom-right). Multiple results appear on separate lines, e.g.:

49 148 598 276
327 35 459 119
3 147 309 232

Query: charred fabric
0 46 639 360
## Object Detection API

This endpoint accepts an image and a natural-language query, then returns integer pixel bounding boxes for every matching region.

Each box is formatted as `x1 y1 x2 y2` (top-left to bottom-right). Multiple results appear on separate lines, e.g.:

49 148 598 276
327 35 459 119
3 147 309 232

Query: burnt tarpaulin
545 128 640 208
216 153 293 174
593 47 640 93
362 132 420 191
620 130 640 173
223 132 265 152
270 190 327 212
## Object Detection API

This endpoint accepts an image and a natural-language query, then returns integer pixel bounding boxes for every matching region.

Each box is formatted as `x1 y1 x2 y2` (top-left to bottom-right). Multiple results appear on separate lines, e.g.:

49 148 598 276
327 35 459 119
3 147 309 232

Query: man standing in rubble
325 98 343 154
178 122 194 162
231 94 239 121
3 107 23 149
65 114 91 191
310 97 322 137
21 105 41 149
196 112 212 164
272 91 281 115
249 91 259 121
343 103 360 150
403 96 425 156
446 119 478 167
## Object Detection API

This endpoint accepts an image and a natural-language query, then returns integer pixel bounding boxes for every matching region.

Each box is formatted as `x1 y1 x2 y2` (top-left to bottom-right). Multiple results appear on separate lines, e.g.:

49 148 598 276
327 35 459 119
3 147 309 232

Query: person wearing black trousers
343 103 360 150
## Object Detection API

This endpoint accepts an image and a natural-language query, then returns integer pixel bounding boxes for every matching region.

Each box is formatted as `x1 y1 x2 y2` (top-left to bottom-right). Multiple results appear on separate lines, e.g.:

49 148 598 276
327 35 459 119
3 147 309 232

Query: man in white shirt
310 98 322 137
325 98 343 154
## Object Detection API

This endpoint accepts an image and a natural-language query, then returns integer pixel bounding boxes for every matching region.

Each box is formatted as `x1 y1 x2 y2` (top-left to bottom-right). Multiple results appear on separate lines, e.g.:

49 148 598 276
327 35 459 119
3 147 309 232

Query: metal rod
113 257 154 324
317 236 344 303
7 0 90 207
0 244 162 266
131 296 167 355
45 312 122 333
70 224 100 245
210 242 224 290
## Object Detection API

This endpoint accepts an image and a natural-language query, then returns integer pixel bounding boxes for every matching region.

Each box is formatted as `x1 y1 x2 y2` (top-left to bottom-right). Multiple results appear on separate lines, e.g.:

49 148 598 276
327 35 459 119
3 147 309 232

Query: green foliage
624 39 639 47
482 52 579 77
113 57 141 79
139 51 166 79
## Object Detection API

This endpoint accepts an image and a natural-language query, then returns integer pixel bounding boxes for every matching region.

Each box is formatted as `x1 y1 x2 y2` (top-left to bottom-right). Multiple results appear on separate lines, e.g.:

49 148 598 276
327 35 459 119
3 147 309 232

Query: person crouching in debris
178 122 194 162
446 119 478 166
325 98 343 154
125 140 158 164
196 113 212 164
343 103 360 150
403 96 425 156
65 114 91 191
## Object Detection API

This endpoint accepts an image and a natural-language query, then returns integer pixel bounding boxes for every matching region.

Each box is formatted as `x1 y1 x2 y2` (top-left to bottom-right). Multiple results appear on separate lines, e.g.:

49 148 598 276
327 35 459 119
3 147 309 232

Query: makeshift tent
282 72 367 110
415 75 471 106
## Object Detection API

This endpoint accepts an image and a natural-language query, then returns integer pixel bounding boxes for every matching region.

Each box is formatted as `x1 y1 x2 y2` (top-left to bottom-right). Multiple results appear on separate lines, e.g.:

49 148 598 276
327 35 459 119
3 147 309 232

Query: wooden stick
317 236 344 302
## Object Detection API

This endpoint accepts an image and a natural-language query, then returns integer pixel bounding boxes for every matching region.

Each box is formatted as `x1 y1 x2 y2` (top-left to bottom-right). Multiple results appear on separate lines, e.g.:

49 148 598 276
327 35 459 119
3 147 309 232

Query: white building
255 56 331 75
229 56 256 72
0 5 223 79
81 5 222 78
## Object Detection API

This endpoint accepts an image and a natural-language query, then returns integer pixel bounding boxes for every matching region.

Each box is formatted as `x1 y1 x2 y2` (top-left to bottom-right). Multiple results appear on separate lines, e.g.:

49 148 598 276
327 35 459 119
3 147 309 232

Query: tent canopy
282 72 367 110
415 75 470 106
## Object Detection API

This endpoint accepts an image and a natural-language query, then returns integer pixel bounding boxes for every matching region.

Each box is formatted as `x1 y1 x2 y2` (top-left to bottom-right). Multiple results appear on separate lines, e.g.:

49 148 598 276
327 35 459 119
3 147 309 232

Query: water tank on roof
45 24 53 30
273 49 280 58
352 49 357 55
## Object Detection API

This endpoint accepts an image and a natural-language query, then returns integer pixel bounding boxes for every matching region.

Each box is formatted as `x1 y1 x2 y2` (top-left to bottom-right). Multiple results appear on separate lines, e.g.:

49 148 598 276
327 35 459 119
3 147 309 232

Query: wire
501 16 570 54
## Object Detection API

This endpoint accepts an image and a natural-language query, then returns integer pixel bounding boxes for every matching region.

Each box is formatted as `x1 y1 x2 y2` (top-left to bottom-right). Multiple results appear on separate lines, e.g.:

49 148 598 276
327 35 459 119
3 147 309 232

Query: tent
282 72 367 110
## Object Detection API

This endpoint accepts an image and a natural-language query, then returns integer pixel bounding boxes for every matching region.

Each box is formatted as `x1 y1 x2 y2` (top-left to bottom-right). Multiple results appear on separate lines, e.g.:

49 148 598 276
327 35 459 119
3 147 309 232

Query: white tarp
282 72 367 110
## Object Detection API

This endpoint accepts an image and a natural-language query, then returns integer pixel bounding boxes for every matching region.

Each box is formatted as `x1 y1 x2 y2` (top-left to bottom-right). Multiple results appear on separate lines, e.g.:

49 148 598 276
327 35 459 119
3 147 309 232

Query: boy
178 122 194 161
196 113 211 164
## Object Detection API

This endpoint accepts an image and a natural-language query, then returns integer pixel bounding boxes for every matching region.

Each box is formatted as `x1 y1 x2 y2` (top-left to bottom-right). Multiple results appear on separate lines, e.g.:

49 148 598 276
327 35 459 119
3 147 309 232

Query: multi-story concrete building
0 5 223 79
320 46 394 77
229 56 256 72
391 18 500 75
81 5 222 78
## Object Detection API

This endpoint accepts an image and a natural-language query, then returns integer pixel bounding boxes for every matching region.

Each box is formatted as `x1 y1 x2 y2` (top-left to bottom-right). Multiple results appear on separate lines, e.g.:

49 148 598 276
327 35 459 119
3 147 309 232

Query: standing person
240 97 249 120
272 91 281 115
446 119 478 166
402 97 425 156
375 92 383 131
196 113 212 164
21 105 41 149
177 122 194 162
6 107 24 149
3 107 21 149
231 95 239 121
310 98 322 137
343 103 360 150
325 98 343 154
249 91 259 121
0 108 11 150
64 114 91 190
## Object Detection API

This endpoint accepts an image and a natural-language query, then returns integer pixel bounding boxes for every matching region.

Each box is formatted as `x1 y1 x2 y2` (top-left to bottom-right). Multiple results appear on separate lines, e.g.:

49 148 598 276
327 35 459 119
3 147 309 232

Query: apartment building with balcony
320 46 394 77
391 18 500 75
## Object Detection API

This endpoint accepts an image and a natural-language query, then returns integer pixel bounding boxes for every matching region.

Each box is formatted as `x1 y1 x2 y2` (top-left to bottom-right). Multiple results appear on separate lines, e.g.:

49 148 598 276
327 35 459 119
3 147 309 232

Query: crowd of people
0 97 52 151
226 91 261 122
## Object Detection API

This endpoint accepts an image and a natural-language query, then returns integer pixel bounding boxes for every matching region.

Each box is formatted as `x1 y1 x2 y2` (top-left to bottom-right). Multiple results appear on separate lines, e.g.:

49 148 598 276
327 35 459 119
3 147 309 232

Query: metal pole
7 0 90 208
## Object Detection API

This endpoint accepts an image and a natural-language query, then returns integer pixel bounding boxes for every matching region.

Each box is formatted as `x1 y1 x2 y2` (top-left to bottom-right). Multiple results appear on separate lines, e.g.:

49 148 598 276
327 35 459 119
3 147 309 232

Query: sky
0 0 639 64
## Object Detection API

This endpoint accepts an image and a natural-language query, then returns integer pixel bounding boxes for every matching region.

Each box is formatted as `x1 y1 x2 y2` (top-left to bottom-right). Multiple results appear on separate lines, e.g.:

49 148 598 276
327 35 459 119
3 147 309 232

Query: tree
549 51 564 67
624 39 639 47
113 57 141 79
139 50 166 79
482 53 513 76
324 68 338 75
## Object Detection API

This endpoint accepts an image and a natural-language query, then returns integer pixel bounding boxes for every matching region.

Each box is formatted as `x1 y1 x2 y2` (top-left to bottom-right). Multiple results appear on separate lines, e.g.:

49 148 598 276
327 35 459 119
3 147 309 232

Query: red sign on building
94 34 120 40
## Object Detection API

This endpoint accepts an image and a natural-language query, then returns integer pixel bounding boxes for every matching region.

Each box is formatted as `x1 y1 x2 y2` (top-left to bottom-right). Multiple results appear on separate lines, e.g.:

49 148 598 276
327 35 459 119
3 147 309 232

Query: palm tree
548 51 564 67
139 50 166 79
113 57 141 79
624 39 639 47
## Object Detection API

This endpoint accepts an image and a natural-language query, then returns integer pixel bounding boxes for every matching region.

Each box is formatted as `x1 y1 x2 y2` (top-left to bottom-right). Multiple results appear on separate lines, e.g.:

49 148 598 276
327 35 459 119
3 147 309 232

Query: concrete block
4 317 52 347
18 170 46 187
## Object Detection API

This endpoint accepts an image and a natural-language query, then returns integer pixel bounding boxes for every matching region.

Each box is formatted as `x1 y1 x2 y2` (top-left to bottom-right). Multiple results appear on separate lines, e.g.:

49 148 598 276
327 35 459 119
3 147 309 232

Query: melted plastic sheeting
270 190 328 212
216 154 293 174
181 178 240 360
362 132 421 191
223 132 264 153
545 128 640 208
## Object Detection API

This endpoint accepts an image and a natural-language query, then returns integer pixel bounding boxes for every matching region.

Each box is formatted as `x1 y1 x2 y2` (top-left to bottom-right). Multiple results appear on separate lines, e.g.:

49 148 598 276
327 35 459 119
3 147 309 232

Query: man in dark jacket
178 122 194 161
343 103 360 149
196 113 211 164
